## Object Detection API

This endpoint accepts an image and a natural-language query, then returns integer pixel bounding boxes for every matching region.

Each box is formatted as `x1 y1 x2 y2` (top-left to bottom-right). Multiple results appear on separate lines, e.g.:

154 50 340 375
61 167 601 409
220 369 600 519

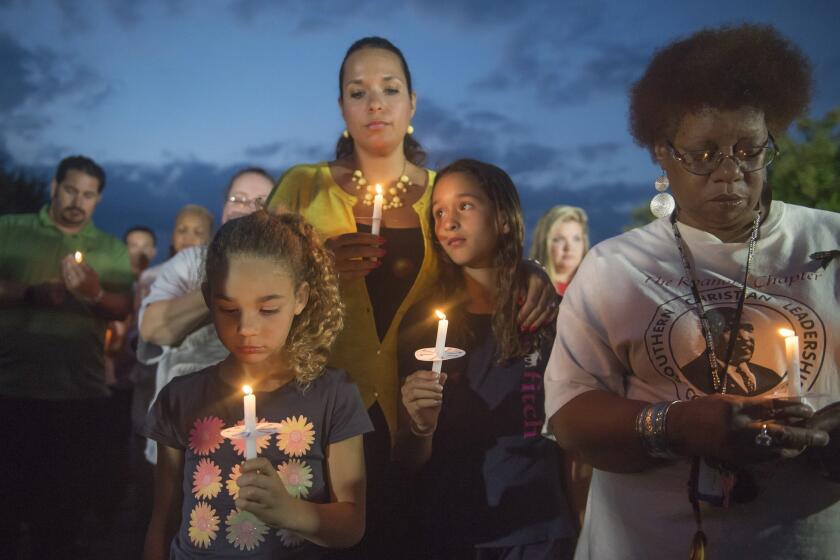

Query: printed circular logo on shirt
644 287 826 399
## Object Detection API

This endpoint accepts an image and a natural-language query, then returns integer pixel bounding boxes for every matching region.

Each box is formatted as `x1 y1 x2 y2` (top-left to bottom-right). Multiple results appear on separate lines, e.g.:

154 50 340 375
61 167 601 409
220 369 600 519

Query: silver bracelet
635 400 681 460
409 420 434 438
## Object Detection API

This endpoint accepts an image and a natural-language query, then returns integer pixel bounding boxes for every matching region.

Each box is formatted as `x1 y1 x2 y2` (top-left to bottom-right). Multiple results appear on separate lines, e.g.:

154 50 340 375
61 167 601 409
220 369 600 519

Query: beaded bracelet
635 400 681 460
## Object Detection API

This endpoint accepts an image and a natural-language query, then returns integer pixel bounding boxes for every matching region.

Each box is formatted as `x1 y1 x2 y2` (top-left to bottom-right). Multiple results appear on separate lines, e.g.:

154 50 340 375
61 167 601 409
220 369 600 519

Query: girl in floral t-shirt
144 211 372 559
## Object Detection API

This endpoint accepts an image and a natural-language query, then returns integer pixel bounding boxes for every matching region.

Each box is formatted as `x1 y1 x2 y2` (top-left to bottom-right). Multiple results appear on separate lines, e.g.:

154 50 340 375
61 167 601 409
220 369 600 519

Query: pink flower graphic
188 502 219 548
188 416 225 456
226 463 243 499
225 509 268 551
277 459 314 498
192 458 222 499
277 528 304 547
231 418 271 457
277 415 315 457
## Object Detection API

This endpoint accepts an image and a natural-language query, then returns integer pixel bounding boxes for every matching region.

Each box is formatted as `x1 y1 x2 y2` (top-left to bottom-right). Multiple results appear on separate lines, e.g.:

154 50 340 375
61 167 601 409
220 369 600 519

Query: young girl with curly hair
143 211 372 559
393 159 576 559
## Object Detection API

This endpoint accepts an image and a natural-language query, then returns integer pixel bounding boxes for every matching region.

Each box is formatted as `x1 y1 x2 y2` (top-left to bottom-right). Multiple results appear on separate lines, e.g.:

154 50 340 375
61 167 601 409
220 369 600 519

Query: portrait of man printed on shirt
680 306 782 396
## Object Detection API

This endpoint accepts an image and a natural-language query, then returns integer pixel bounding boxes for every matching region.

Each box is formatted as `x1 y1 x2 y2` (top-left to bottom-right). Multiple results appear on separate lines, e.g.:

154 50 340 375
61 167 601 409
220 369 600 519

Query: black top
397 298 575 551
357 223 424 341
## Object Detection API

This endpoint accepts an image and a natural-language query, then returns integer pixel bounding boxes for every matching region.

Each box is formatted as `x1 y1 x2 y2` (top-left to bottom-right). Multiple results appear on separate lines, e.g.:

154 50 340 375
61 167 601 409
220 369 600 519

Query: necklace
670 211 761 394
351 161 413 210
676 213 762 560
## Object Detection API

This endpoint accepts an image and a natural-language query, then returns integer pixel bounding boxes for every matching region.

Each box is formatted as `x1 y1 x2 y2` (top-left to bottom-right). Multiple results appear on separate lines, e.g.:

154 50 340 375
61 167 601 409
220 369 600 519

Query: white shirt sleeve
136 246 206 364
544 250 631 421
138 246 206 326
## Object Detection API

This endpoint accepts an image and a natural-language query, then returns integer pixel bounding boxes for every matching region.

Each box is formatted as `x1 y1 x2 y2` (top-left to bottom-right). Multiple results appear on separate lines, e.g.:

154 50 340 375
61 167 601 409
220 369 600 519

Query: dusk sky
2 0 838 262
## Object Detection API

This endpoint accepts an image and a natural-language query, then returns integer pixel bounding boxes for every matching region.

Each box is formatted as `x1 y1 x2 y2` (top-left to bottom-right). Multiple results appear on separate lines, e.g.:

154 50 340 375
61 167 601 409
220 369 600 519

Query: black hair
123 225 157 245
335 36 426 166
629 24 812 152
55 155 106 193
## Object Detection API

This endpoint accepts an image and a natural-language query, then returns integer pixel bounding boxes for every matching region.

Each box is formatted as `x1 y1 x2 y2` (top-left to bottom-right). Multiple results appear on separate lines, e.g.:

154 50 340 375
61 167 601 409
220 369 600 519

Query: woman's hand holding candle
324 233 386 280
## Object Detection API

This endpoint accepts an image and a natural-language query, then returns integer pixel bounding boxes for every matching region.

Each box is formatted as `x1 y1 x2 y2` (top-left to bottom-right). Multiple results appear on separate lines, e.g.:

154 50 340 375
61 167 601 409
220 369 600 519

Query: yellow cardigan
266 163 439 436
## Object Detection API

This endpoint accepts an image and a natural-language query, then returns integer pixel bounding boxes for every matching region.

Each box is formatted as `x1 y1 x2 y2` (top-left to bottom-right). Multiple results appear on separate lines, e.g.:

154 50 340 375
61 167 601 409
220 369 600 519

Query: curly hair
629 24 812 153
335 36 426 166
205 211 344 388
431 159 548 362
529 205 589 284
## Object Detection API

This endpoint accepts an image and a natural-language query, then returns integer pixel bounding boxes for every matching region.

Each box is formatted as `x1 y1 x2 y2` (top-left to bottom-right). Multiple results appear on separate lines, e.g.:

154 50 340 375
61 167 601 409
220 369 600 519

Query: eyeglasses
227 195 266 209
667 134 778 176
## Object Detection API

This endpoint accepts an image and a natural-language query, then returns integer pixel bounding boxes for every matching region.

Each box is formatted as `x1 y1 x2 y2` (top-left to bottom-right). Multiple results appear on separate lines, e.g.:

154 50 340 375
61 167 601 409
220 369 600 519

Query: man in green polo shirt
0 155 133 557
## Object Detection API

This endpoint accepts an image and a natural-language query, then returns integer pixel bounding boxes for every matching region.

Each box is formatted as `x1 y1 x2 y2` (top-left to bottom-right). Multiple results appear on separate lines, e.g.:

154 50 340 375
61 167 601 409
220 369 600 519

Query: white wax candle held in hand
371 184 383 236
779 329 801 397
242 385 258 459
432 310 448 374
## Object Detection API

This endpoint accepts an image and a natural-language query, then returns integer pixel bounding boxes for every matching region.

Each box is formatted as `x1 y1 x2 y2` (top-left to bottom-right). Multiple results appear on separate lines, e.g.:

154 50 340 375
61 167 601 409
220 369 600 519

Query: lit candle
242 385 257 459
432 310 448 374
371 184 383 236
779 329 801 397
74 251 84 264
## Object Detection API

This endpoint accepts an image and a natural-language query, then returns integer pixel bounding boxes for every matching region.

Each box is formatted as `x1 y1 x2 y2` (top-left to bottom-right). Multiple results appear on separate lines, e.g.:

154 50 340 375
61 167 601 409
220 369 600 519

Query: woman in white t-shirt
545 24 840 560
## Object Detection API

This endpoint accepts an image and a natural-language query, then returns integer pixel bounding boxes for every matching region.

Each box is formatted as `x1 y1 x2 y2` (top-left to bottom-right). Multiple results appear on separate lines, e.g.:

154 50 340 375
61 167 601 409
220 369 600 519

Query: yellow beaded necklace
351 161 413 210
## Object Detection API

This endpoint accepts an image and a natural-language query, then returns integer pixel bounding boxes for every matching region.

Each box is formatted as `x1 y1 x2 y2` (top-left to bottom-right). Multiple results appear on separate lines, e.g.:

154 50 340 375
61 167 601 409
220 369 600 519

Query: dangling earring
650 171 675 218
406 124 414 135
342 129 350 139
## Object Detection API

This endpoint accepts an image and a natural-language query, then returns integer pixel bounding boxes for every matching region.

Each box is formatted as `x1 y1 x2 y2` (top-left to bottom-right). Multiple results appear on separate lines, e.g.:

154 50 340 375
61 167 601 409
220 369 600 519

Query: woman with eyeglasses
545 24 840 560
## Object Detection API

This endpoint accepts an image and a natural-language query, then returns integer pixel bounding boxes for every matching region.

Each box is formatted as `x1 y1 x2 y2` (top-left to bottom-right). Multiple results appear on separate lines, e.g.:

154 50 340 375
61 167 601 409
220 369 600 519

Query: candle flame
375 183 383 196
242 385 253 395
435 310 446 320
74 251 84 264
778 328 795 338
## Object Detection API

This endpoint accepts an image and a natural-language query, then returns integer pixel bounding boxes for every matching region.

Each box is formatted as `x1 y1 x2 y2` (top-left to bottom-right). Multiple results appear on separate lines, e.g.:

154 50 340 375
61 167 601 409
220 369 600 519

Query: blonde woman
530 206 589 295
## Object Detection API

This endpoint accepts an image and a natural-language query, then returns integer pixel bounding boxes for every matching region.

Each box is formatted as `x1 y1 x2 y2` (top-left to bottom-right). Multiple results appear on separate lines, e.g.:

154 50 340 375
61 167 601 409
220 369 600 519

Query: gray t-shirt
145 366 373 558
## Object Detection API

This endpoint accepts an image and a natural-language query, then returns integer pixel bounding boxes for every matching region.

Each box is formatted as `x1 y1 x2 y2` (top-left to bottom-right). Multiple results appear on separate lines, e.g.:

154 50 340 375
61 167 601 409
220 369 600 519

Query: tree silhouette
769 106 840 212
0 159 49 215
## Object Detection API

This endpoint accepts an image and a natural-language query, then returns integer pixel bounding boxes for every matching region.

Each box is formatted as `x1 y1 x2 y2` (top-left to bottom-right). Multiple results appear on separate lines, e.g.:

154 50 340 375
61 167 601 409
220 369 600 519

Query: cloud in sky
0 32 111 154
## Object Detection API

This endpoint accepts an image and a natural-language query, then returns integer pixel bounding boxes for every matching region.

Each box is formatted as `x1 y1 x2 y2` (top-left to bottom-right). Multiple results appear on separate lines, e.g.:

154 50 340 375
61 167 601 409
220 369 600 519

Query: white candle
74 251 84 264
779 329 801 397
432 310 448 374
242 385 257 459
371 184 383 236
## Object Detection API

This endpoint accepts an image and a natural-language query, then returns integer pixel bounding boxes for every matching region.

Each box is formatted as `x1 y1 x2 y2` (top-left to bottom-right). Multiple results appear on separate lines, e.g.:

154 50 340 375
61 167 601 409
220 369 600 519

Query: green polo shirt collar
38 205 97 238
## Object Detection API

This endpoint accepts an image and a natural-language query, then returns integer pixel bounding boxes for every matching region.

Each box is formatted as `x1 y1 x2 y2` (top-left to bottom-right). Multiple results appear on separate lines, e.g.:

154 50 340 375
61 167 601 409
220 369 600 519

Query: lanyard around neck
669 211 761 394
